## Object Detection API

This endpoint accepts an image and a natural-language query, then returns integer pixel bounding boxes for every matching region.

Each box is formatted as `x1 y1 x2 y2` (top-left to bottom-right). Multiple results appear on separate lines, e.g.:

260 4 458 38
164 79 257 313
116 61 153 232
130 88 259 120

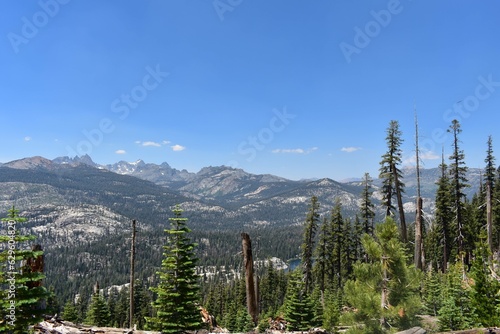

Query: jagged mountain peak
52 154 97 167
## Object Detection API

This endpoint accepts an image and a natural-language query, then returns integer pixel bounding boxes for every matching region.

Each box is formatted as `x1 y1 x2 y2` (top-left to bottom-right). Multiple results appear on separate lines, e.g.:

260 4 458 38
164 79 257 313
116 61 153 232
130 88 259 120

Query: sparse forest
2 118 500 333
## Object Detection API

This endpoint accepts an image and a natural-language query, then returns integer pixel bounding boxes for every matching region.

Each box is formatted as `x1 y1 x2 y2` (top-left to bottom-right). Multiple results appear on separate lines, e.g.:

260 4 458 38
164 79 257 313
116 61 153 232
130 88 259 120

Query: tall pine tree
379 120 407 242
149 205 202 333
447 119 469 263
301 196 320 295
359 172 375 236
431 153 454 272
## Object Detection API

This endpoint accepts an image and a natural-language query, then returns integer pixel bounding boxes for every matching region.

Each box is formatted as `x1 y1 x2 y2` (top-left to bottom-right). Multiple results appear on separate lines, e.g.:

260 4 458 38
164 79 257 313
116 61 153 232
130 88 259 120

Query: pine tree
85 292 110 327
447 119 469 261
62 300 79 323
0 206 50 333
149 205 202 333
484 135 496 254
330 200 345 290
313 217 329 295
342 218 422 332
284 270 316 331
485 135 496 196
360 172 375 236
422 269 442 317
301 196 320 294
438 262 476 331
432 153 454 272
379 120 407 242
470 232 500 326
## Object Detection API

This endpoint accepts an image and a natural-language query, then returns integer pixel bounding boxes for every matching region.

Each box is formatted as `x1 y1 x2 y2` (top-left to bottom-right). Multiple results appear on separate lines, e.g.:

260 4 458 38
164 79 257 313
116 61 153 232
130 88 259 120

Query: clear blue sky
1 1 500 181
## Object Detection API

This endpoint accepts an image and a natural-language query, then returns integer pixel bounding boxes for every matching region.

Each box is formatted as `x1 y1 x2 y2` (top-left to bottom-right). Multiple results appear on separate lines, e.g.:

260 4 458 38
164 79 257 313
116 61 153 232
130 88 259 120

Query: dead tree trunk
241 232 258 324
415 197 423 269
414 110 424 269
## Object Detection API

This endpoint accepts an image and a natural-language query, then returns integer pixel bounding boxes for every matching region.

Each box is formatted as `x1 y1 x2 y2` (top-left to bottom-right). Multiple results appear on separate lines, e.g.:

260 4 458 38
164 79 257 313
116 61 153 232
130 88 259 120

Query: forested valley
2 118 500 333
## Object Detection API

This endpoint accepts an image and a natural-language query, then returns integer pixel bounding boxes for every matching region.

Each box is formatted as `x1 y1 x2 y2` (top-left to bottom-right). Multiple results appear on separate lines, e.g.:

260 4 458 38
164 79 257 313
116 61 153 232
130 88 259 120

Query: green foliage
359 172 375 236
62 300 79 323
259 260 287 317
85 293 110 327
342 218 422 333
284 270 318 331
422 269 442 316
321 289 341 331
470 234 500 326
447 119 469 256
301 196 320 294
379 120 405 219
428 159 453 272
0 206 50 333
149 205 202 333
437 263 476 331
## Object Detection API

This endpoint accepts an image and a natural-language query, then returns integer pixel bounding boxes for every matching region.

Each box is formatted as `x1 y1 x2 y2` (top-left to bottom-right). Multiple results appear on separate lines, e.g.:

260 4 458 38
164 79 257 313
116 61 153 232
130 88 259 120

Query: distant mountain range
1 154 484 223
0 155 486 301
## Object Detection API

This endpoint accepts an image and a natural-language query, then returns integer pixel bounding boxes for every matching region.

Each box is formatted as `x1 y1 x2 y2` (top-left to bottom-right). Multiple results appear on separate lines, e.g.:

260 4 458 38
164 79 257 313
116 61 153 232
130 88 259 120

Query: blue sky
1 1 500 181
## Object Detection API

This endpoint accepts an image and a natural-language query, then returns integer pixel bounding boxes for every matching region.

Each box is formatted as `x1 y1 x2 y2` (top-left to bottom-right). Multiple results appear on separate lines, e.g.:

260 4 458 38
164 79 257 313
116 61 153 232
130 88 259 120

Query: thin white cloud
421 151 439 160
115 149 127 154
171 144 186 151
24 136 31 142
136 140 172 147
341 147 361 153
142 141 161 147
272 147 318 154
272 148 304 154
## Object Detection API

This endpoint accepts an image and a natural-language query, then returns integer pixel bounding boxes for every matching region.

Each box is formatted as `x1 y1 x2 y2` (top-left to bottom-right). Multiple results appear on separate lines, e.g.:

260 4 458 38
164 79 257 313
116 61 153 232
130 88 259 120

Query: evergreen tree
85 292 110 327
431 154 454 272
342 218 422 333
330 200 345 290
313 217 329 295
485 135 496 195
259 260 287 317
438 263 476 331
301 196 320 294
447 119 469 261
352 215 364 262
132 280 153 329
379 120 407 242
484 135 496 254
359 172 375 236
470 232 500 326
62 300 79 323
422 269 442 317
149 205 202 333
0 206 50 333
284 270 317 331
